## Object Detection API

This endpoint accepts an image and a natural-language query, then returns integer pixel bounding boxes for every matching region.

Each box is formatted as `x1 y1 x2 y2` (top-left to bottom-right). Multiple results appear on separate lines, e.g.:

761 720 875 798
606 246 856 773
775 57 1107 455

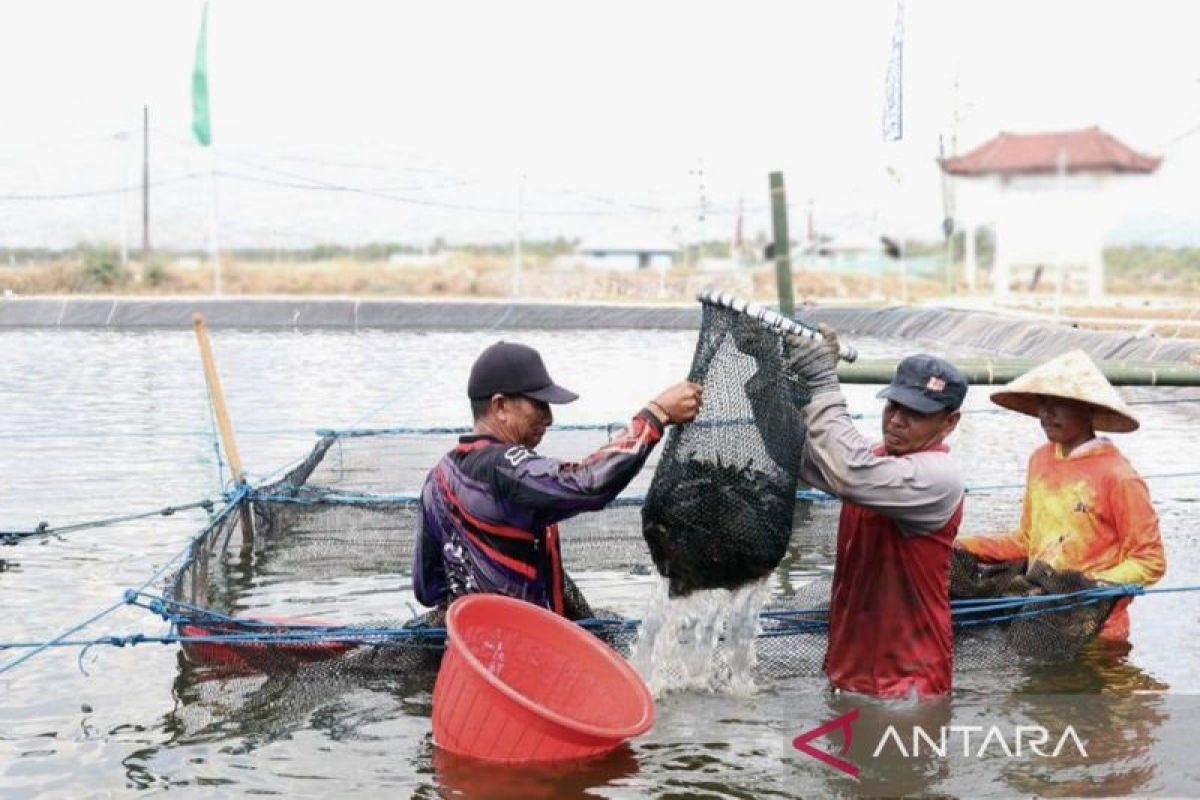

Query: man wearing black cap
785 329 968 699
414 341 702 619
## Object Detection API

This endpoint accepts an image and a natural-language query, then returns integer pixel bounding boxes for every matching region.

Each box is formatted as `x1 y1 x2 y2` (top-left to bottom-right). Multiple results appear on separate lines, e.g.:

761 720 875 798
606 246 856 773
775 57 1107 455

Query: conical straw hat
990 349 1139 433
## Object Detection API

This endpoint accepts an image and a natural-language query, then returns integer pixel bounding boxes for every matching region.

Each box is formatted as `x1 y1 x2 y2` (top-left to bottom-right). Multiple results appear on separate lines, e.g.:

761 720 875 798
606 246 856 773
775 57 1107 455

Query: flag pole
208 147 221 295
882 0 906 303
192 2 219 294
143 105 151 256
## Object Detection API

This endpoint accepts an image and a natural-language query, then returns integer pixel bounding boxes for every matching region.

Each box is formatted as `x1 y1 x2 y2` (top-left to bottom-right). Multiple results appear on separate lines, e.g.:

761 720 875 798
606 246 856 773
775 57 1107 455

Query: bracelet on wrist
647 400 673 424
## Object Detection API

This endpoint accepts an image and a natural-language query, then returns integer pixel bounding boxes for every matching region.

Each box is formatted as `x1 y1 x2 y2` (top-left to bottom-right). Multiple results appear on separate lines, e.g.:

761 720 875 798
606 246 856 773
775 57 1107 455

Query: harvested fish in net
642 456 792 596
642 291 854 596
950 548 1115 661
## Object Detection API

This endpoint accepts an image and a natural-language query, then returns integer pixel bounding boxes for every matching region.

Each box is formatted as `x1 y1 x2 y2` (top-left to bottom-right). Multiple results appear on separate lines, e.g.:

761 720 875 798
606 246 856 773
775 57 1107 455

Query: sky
0 0 1197 250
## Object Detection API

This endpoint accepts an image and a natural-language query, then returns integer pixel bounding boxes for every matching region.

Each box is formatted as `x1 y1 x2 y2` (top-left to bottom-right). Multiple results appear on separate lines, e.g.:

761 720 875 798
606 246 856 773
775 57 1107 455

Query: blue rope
5 629 446 651
3 396 1195 442
316 395 1200 439
0 493 246 677
0 597 129 675
203 383 227 494
8 466 1195 546
316 420 649 438
131 490 246 597
964 471 1200 496
251 472 1199 508
1 498 217 546
949 584 1139 610
242 452 314 488
249 485 837 508
0 428 318 441
16 470 1190 547
7 583 1185 657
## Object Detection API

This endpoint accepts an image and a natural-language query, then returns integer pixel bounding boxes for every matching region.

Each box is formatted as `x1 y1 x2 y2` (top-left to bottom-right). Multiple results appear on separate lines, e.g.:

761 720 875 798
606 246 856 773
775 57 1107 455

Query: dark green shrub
79 244 129 288
143 254 169 287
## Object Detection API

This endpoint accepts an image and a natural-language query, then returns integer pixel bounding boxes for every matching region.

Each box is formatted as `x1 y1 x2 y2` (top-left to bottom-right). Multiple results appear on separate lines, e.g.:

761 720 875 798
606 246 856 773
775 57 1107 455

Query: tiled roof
940 127 1161 176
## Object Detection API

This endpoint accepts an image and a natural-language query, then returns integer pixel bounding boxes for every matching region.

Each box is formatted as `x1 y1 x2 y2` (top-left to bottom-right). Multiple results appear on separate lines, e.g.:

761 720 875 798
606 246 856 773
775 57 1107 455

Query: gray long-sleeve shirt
798 391 964 536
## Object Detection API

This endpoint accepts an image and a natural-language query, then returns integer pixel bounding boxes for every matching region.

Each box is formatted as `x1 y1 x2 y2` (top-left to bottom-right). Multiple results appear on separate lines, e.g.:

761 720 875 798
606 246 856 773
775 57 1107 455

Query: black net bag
642 290 854 597
949 549 1116 662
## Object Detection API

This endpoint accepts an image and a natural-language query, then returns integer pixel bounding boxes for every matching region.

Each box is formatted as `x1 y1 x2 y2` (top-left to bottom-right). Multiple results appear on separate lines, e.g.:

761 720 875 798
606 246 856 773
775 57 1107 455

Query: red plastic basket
432 594 655 763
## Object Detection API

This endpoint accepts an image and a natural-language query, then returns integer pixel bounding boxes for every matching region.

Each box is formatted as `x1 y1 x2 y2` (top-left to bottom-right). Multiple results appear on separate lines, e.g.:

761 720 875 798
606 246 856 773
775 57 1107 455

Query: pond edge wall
1 296 1196 363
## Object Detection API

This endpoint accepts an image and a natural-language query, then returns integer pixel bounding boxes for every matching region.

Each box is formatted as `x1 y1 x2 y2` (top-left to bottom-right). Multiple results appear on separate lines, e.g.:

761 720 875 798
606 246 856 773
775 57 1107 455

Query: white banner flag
882 0 905 142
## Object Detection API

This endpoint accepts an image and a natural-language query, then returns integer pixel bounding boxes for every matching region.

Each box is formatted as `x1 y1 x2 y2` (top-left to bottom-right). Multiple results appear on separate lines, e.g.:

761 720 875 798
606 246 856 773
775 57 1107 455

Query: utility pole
114 131 130 266
511 173 525 297
939 134 954 294
689 159 707 266
142 105 150 256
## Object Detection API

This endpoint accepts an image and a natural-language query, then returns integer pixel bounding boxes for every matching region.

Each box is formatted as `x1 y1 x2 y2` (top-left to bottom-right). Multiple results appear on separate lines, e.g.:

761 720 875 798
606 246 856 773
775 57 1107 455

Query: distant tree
78 243 129 288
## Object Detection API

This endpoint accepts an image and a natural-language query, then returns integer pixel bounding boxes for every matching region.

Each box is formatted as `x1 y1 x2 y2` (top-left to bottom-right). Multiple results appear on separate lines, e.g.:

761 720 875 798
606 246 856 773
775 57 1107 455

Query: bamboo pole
768 172 795 318
193 312 256 542
838 357 1200 387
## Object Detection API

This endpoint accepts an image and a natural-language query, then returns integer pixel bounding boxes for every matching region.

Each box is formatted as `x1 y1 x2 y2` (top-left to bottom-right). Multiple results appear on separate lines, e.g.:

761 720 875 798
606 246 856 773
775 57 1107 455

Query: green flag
191 3 212 146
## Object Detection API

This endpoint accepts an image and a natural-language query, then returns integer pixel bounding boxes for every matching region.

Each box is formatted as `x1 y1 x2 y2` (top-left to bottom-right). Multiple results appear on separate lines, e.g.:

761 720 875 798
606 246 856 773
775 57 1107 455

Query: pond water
1 328 1199 798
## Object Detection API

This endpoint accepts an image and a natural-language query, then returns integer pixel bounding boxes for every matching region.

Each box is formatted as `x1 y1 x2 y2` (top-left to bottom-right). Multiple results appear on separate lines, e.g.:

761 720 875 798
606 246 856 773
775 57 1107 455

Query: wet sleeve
798 391 963 535
413 482 448 607
1090 474 1166 586
956 473 1032 562
494 410 664 524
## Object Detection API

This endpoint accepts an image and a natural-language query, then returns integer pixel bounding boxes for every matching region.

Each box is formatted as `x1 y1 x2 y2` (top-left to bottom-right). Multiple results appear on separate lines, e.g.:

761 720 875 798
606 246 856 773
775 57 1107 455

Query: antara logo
792 709 860 778
872 724 1088 759
793 710 1089 778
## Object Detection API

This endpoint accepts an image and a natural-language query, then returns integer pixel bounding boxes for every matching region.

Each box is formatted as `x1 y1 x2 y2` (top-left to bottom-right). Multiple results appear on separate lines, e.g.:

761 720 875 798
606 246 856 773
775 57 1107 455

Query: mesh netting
157 427 1124 692
950 549 1116 661
642 299 806 596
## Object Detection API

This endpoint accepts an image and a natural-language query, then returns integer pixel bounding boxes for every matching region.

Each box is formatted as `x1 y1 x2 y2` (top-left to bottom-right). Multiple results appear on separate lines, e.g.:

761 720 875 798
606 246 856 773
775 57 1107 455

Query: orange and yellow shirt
956 439 1165 640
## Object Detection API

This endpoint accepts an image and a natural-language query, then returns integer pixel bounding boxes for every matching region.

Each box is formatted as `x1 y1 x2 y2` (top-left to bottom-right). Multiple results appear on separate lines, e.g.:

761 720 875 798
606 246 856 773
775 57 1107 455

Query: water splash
631 577 771 697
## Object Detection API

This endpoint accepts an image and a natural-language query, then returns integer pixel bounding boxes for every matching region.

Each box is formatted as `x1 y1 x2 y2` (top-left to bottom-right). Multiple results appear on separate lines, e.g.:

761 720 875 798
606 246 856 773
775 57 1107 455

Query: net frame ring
696 289 858 363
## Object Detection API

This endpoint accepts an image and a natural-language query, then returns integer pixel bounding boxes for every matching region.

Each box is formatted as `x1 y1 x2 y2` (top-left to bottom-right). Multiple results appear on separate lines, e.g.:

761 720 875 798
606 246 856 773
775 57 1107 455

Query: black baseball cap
467 341 579 404
877 354 968 413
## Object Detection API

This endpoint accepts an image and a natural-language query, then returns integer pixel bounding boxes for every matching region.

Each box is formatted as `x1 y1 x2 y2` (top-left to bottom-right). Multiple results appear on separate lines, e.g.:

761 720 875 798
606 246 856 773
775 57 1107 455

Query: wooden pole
838 357 1200 387
142 105 150 256
768 172 795 317
192 312 255 541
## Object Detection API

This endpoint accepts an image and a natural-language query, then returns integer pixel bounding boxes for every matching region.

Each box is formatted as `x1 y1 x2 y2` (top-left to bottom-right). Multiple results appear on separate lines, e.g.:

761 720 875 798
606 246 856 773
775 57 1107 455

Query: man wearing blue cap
785 329 969 699
415 341 702 619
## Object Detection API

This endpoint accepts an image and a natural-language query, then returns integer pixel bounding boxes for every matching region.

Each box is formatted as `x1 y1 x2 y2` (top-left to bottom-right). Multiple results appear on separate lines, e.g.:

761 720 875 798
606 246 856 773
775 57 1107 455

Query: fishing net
641 292 824 597
154 422 1127 700
950 549 1116 661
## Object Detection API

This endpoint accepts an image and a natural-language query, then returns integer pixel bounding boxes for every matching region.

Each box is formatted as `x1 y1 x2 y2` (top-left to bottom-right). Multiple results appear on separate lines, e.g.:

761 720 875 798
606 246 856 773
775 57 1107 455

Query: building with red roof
940 127 1160 299
941 127 1161 178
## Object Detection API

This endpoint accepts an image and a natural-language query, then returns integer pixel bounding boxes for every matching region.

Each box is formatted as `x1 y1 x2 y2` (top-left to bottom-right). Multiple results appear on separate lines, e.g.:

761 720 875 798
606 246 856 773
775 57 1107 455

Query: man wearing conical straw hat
956 349 1166 643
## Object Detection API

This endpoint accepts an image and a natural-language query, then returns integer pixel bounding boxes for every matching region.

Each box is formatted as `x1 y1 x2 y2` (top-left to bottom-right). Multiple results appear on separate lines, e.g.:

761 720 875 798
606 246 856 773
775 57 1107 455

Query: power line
214 168 474 195
0 172 203 202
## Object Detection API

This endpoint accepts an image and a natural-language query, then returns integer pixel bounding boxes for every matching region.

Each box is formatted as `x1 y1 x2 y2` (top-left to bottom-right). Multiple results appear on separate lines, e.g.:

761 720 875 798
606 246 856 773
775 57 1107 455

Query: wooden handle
193 312 246 483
